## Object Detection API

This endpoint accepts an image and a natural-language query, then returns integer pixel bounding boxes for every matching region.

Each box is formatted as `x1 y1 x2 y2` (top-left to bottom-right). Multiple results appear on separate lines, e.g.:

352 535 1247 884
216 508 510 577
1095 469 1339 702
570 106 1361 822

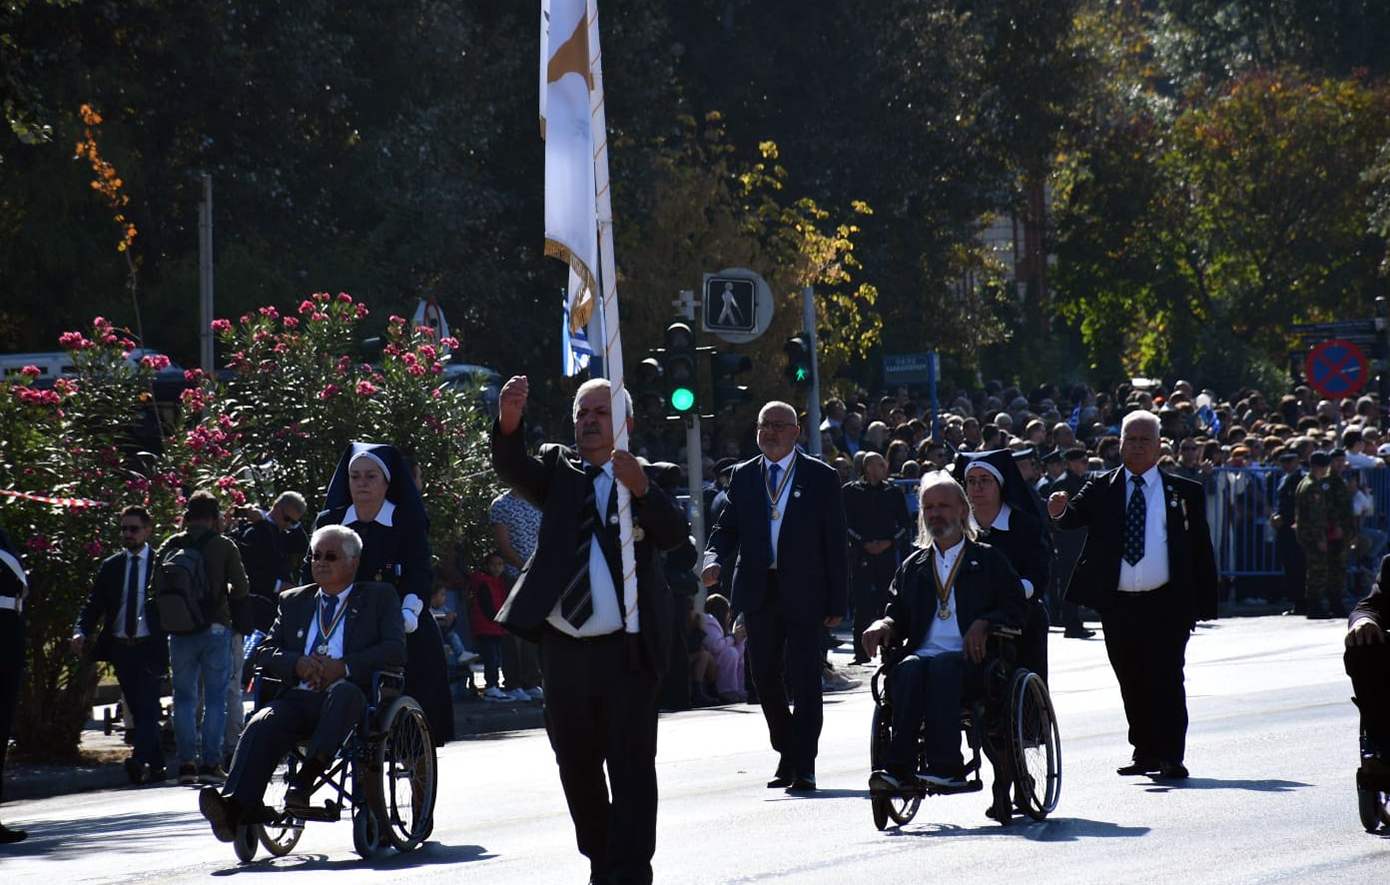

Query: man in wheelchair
861 471 1026 795
1347 557 1389 783
199 525 406 842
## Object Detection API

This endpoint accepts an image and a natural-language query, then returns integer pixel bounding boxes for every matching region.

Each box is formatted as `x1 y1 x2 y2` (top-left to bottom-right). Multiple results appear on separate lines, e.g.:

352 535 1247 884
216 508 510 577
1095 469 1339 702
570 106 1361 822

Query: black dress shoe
124 757 147 786
766 758 795 788
0 823 27 844
788 775 817 792
1154 761 1189 780
1063 628 1096 639
1116 758 1161 776
198 786 238 843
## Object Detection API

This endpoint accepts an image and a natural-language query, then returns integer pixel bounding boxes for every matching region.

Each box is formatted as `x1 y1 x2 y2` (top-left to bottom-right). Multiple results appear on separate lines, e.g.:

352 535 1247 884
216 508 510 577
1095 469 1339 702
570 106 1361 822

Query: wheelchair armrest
989 625 1022 640
371 669 405 702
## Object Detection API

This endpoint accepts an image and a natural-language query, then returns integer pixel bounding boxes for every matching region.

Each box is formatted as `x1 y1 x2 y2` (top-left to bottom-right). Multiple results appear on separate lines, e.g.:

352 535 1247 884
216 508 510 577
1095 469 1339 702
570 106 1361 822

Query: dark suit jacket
1351 557 1390 629
705 451 850 624
981 508 1052 600
490 421 689 675
1055 467 1218 625
880 539 1026 652
76 548 168 667
259 581 406 692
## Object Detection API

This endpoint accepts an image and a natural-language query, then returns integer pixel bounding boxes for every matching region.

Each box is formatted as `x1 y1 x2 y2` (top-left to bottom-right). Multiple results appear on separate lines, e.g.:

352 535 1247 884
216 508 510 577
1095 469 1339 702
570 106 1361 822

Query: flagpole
586 0 639 629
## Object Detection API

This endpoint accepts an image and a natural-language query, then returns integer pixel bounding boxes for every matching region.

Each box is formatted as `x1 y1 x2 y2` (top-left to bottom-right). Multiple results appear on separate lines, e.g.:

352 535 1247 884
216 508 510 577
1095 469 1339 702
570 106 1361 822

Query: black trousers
0 654 19 806
851 551 897 661
745 572 824 778
1346 636 1390 749
540 629 659 885
223 682 365 807
1276 527 1306 602
1100 586 1192 764
111 639 166 769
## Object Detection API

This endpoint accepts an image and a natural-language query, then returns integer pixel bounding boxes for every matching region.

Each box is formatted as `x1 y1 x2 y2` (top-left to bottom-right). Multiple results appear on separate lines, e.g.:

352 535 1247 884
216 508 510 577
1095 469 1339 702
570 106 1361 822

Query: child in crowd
684 598 720 707
468 551 510 701
430 583 479 665
700 593 747 704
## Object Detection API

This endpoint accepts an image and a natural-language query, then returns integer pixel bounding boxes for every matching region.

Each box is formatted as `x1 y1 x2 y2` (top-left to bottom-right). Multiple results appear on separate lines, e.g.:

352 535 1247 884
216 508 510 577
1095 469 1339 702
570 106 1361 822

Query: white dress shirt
115 545 152 639
765 452 796 569
548 462 627 637
915 538 965 657
1118 466 1171 593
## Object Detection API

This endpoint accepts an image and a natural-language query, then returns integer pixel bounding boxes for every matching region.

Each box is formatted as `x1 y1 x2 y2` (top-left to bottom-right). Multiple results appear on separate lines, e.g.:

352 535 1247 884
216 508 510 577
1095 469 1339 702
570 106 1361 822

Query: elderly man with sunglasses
198 524 405 842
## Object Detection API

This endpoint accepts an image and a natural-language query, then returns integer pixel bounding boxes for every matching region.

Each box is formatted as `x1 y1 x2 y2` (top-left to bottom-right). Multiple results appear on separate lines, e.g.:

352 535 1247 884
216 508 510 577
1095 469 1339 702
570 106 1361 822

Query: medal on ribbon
764 461 794 521
315 595 349 655
933 547 964 621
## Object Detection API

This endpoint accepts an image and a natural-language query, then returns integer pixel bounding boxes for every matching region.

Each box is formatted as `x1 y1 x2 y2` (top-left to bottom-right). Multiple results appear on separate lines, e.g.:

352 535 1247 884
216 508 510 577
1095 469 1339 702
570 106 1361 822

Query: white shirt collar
1126 464 1160 487
343 498 395 527
127 543 150 559
989 502 1012 531
764 451 796 473
317 583 355 604
933 536 966 560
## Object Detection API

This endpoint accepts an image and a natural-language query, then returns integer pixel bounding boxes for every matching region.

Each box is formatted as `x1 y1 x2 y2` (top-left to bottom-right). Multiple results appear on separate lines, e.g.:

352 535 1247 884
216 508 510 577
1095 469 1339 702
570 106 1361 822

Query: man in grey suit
198 524 405 842
702 401 850 792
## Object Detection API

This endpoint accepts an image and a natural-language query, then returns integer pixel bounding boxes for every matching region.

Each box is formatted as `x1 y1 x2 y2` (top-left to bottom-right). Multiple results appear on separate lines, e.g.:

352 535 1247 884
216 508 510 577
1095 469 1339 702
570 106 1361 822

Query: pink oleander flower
312 292 330 303
184 368 205 382
229 489 246 506
83 539 105 558
26 535 52 552
259 306 280 320
354 303 369 319
19 365 40 377
298 299 315 315
125 478 151 492
356 380 377 397
337 292 352 303
320 384 341 400
418 344 437 361
210 318 233 333
216 475 238 489
58 331 90 350
441 337 459 350
407 364 427 376
389 315 407 326
140 354 171 371
311 312 328 322
282 316 299 328
430 362 443 375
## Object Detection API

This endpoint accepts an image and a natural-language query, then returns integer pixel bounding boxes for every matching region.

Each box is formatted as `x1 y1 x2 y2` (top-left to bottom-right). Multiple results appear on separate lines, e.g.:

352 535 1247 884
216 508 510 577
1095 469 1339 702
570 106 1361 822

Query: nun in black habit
952 449 1054 683
308 442 456 744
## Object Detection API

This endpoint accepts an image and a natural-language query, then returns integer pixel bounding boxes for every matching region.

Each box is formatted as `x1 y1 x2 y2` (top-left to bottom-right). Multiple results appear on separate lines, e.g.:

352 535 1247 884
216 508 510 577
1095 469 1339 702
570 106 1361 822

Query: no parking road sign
1305 339 1369 399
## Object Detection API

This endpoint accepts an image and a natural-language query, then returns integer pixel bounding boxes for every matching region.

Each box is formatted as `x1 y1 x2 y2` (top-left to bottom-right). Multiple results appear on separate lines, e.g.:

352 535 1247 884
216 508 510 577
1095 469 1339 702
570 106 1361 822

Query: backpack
153 531 216 634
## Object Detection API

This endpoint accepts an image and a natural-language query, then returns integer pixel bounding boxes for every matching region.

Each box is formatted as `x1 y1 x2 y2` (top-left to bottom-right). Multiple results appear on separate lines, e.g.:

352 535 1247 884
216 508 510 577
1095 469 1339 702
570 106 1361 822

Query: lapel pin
793 489 802 498
296 629 304 638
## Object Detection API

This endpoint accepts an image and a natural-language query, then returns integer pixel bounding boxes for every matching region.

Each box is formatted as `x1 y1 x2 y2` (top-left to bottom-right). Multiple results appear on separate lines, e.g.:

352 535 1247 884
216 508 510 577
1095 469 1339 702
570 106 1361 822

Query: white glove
401 593 424 634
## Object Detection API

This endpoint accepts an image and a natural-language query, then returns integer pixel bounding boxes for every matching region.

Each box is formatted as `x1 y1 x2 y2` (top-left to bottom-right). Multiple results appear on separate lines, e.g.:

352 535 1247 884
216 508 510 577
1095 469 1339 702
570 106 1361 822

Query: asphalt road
6 615 1385 884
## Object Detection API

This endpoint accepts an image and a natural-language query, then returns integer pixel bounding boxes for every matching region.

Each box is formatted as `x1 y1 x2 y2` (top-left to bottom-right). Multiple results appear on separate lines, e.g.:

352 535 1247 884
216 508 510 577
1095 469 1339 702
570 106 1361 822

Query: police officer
1270 449 1307 614
841 452 911 664
0 529 29 843
1296 450 1354 619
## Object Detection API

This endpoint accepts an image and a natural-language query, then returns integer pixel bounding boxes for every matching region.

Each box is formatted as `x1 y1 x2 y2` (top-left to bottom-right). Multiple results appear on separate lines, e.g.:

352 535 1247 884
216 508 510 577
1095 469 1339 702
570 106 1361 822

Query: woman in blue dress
308 442 455 744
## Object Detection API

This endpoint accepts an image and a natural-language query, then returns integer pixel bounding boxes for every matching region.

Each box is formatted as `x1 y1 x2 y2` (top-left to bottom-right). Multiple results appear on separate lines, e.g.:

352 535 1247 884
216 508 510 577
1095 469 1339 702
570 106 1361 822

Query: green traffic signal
670 386 696 413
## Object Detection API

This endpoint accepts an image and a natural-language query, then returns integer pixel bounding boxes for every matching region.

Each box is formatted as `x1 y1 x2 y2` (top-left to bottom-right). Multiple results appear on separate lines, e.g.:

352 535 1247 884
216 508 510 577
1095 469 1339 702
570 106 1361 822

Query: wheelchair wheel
1008 670 1061 821
1357 770 1390 833
232 823 259 863
869 705 921 829
372 695 437 851
352 803 382 859
257 754 303 857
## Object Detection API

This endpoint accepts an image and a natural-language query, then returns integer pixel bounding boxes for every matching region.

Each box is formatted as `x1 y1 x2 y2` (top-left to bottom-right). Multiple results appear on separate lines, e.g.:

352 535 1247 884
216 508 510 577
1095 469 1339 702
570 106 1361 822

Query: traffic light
711 351 752 413
663 321 698 417
632 355 664 418
784 332 813 388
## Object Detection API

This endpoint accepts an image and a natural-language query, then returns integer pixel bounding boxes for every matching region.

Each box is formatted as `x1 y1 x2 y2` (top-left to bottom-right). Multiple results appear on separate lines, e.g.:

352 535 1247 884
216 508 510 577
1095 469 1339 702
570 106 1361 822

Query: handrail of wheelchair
869 624 1022 706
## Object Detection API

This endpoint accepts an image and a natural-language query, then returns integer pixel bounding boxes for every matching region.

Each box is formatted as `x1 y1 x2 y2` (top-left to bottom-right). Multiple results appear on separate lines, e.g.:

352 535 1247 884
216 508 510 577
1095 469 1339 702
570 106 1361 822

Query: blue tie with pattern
1123 475 1146 566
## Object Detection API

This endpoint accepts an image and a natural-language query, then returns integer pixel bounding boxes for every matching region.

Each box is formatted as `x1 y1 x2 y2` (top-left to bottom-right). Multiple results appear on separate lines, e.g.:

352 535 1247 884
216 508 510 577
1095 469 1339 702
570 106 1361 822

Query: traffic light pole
802 286 823 456
675 291 706 554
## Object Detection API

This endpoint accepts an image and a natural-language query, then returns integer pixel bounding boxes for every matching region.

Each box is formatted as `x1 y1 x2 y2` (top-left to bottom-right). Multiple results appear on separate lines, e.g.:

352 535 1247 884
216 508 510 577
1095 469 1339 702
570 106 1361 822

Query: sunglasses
310 551 342 562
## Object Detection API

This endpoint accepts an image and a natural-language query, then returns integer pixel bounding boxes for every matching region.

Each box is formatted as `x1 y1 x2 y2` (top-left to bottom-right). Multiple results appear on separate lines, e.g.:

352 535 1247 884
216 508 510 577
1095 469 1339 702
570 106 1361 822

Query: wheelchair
230 668 438 862
867 629 1061 830
1356 721 1390 834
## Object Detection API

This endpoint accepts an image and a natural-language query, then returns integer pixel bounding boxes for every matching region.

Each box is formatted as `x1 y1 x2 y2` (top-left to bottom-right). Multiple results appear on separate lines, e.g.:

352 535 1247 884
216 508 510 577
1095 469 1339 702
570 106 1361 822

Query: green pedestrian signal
784 333 813 389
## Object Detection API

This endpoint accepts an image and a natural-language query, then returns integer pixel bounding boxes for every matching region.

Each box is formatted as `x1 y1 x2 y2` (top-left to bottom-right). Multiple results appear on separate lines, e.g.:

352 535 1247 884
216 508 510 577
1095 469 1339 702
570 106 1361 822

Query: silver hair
758 400 798 423
311 524 363 560
914 470 978 547
572 378 634 422
1120 409 1161 440
274 490 307 516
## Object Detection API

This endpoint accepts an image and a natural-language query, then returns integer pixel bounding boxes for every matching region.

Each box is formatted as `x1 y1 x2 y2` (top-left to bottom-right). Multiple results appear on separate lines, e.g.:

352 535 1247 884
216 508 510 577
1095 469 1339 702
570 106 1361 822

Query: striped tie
559 467 603 628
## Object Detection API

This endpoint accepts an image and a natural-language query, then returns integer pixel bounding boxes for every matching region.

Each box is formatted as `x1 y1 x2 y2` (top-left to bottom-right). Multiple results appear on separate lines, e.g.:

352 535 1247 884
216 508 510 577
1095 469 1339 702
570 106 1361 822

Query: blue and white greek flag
562 281 593 377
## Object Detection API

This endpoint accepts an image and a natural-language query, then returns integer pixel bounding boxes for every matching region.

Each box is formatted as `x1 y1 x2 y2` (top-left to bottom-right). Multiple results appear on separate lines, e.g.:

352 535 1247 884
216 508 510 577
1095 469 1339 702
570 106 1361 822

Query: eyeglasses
119 525 144 533
310 551 341 561
757 421 797 433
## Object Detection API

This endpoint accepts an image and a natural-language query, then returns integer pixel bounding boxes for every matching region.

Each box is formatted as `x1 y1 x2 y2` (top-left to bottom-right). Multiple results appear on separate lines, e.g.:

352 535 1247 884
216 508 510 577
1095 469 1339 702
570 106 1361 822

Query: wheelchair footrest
924 778 983 796
287 800 341 823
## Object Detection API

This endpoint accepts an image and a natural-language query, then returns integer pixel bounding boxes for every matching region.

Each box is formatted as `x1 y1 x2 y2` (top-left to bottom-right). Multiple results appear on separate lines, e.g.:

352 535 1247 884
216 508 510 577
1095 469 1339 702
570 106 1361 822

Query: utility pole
802 286 823 456
198 173 214 373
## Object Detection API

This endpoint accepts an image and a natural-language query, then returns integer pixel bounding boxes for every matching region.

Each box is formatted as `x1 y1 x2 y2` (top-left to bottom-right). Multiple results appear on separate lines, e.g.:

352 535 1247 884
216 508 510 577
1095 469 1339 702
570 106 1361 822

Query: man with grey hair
861 472 1025 816
198 524 405 841
492 374 688 885
1048 408 1217 781
703 400 849 792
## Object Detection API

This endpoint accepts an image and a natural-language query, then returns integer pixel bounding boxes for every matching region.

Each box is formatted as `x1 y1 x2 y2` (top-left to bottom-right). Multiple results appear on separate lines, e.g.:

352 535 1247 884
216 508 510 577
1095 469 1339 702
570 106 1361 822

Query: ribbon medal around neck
316 595 350 656
764 461 794 521
933 547 965 621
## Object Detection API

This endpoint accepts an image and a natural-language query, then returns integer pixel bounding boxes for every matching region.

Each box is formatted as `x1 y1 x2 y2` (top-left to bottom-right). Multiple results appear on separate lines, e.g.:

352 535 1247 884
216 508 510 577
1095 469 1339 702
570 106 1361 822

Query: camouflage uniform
1295 472 1353 606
